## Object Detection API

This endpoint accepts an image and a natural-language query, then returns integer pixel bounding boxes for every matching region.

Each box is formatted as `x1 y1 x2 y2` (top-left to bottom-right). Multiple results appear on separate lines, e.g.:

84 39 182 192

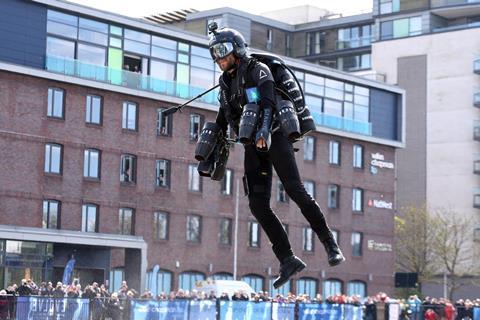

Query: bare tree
431 208 477 300
395 204 439 292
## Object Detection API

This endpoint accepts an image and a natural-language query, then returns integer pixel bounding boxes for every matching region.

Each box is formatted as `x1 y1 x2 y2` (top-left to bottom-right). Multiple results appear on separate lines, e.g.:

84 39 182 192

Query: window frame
85 94 103 125
122 101 138 131
47 87 65 119
352 188 364 213
81 203 99 232
277 180 288 203
44 143 63 175
328 184 340 209
221 169 233 196
83 148 101 179
153 211 169 240
120 154 137 184
218 217 232 246
302 227 314 252
186 214 202 243
188 164 202 192
351 231 363 257
43 199 61 229
248 221 260 248
155 159 170 188
353 144 364 169
119 207 135 235
329 140 341 165
303 136 316 161
156 108 173 136
189 113 202 141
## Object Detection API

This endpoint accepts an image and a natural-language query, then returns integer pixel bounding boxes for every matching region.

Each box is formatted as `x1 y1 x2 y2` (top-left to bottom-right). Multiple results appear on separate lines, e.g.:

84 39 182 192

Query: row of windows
47 88 201 139
303 136 365 169
42 199 364 256
140 268 367 298
45 142 366 211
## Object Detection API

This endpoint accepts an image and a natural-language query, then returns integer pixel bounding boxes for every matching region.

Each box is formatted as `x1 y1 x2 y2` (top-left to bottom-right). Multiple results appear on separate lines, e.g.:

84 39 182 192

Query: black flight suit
215 57 335 263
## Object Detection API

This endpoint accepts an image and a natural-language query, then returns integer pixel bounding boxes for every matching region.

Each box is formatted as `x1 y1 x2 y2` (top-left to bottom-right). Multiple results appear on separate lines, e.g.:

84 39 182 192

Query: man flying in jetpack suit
200 23 345 289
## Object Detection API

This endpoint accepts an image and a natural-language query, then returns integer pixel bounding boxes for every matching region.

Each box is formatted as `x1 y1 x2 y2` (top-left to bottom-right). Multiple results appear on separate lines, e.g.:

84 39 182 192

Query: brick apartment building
0 0 404 297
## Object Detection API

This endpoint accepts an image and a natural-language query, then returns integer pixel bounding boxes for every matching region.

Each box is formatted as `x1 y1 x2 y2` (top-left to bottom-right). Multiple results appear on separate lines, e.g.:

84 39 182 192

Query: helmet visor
210 42 234 60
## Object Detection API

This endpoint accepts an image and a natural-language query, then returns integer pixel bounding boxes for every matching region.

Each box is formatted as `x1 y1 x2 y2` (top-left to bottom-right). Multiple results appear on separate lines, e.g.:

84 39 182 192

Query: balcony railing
475 58 480 74
45 55 219 105
431 0 480 8
474 120 480 141
336 36 372 50
310 112 372 136
474 188 480 208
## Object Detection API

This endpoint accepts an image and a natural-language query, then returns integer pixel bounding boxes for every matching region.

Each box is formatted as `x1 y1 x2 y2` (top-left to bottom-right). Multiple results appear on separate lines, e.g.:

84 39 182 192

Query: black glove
255 107 272 152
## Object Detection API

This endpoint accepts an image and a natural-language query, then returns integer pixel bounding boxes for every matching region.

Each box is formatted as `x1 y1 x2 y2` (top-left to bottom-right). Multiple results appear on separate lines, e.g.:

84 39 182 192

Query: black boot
273 255 306 289
322 237 345 266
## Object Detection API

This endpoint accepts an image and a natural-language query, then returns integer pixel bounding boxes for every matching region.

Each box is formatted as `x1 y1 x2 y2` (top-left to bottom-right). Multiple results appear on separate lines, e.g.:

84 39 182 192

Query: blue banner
272 302 295 320
344 304 363 320
219 301 271 320
298 303 344 320
16 296 89 320
474 307 480 320
189 300 216 320
130 300 189 320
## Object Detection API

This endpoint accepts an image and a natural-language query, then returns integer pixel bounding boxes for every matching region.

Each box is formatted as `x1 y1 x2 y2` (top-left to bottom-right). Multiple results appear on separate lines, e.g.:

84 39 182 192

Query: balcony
431 0 480 18
475 58 480 74
474 155 480 174
474 120 480 141
336 36 372 50
310 112 372 136
45 55 219 105
474 188 480 208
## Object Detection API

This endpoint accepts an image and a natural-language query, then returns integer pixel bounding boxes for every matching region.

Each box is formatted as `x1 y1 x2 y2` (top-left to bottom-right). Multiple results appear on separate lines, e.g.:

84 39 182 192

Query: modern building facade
0 0 404 297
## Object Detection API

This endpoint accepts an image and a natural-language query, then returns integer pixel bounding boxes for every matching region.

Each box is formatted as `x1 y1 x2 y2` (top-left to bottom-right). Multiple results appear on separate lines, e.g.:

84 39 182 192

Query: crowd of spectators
0 278 479 320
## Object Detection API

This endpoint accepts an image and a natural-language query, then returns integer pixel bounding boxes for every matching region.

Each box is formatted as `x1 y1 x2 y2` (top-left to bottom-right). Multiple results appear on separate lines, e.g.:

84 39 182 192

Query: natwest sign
367 240 393 252
371 153 394 169
368 199 393 210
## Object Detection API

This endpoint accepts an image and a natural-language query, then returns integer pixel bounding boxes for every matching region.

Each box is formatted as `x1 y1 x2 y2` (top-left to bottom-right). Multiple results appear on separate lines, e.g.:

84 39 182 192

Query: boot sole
273 263 306 289
328 256 345 267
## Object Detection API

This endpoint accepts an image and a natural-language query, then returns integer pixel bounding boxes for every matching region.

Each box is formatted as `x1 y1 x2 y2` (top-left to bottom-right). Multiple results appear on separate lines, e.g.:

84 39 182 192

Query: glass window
190 67 214 89
249 221 260 247
44 143 62 174
47 88 65 119
124 39 150 56
82 203 98 232
109 37 122 48
352 232 363 256
304 136 315 161
110 25 122 36
277 181 288 203
329 141 340 165
43 200 60 229
84 149 100 179
154 211 169 240
241 275 264 292
152 36 176 49
122 101 137 131
151 46 177 61
189 114 202 140
119 208 134 235
269 277 290 297
328 184 339 209
46 37 75 58
219 218 232 245
353 145 364 168
323 279 342 297
212 273 233 280
297 278 317 297
120 154 136 183
348 281 366 298
325 79 344 100
188 164 201 192
303 227 314 252
304 181 315 198
86 95 102 125
352 188 363 212
323 99 343 117
186 215 201 242
305 74 325 96
354 105 369 123
79 17 108 33
157 108 172 136
178 272 204 291
147 269 172 296
156 159 170 188
393 18 409 38
47 10 78 26
47 21 77 39
409 16 422 35
78 28 108 46
109 268 124 293
124 29 150 43
150 60 175 83
380 21 393 40
221 169 233 195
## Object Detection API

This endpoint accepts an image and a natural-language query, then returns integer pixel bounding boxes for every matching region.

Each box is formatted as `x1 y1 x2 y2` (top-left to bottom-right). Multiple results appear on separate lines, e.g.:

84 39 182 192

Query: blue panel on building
370 88 399 141
0 0 47 68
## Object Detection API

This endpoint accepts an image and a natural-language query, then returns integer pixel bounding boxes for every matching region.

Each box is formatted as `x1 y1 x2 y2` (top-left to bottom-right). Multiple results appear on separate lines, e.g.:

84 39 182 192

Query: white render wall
372 28 480 237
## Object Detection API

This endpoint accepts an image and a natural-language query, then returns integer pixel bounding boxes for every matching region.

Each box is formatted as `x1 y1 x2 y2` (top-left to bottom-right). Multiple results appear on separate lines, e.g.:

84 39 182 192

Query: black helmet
208 23 247 60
